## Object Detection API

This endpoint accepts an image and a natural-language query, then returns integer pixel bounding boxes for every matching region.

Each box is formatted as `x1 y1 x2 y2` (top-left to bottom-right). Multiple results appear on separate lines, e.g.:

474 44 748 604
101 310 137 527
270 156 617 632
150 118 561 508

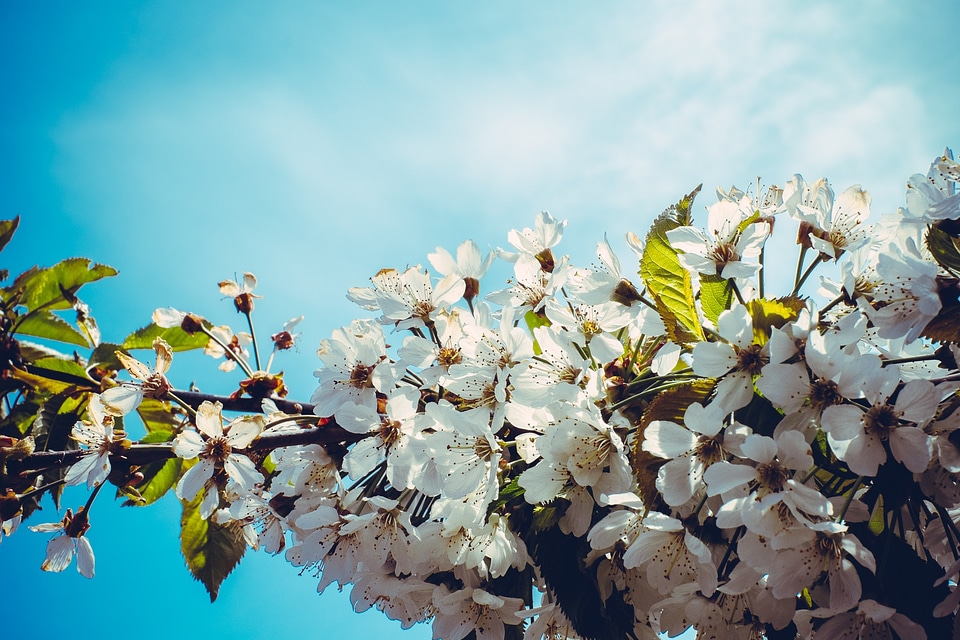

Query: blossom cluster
32 149 960 639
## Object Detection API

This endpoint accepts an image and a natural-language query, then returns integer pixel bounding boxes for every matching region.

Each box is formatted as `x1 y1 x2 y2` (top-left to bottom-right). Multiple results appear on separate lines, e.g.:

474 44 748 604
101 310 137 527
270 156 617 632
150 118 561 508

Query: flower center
437 346 462 367
201 436 232 463
736 343 767 375
695 436 724 465
864 404 900 441
757 461 788 494
709 241 740 270
809 378 842 411
349 363 375 389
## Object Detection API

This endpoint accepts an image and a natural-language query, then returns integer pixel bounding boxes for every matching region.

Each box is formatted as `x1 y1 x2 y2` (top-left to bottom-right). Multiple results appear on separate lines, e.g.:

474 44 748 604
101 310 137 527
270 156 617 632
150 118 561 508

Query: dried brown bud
234 292 256 314
181 313 204 334
271 330 295 351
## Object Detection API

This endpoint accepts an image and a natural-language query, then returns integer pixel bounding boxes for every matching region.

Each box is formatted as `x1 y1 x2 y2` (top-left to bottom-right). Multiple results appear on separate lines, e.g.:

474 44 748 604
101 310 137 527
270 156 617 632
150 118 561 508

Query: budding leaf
640 186 705 345
180 490 246 602
123 323 208 352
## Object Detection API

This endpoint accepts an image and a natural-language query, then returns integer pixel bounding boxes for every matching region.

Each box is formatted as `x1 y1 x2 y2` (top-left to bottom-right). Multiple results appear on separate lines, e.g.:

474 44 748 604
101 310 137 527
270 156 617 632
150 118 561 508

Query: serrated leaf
747 297 804 344
928 222 960 276
17 339 72 362
123 323 209 352
699 273 733 325
921 303 960 343
0 216 20 255
29 357 93 383
11 258 117 313
15 311 90 347
89 342 124 372
136 398 182 435
181 491 246 602
633 379 715 504
130 454 181 506
640 186 705 345
10 366 85 396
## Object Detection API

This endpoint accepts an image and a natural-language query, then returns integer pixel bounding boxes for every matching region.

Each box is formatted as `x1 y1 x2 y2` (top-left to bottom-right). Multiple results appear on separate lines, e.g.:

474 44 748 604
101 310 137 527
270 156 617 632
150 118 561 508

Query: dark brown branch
173 389 318 416
7 413 359 477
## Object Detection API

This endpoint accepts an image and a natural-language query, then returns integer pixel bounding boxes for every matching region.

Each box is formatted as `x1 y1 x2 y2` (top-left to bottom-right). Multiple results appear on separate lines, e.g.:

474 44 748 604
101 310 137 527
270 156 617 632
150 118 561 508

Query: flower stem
244 311 262 371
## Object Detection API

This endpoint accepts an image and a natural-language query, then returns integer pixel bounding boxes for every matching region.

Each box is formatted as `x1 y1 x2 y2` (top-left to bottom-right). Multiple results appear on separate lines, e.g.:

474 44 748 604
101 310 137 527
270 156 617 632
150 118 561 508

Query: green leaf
921 302 960 343
523 310 551 355
129 454 181 506
123 323 209 352
747 297 804 344
699 273 733 325
180 491 247 602
11 258 117 313
89 342 124 372
640 186 705 345
0 216 20 255
136 398 182 435
15 311 90 347
927 221 960 276
29 357 93 383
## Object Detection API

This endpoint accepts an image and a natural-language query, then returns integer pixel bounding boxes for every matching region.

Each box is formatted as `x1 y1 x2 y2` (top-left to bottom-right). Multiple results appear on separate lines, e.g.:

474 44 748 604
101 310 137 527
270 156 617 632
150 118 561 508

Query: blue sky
2 2 959 638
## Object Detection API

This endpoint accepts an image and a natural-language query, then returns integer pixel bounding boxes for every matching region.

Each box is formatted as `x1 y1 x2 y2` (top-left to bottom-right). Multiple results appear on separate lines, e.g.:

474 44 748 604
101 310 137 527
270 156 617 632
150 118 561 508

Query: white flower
173 401 264 517
622 512 718 597
64 395 117 489
642 402 726 507
433 584 525 640
822 370 937 476
666 191 769 280
904 148 960 222
868 237 941 343
101 338 173 415
311 319 397 417
813 599 926 640
691 304 766 413
29 508 95 579
428 239 496 304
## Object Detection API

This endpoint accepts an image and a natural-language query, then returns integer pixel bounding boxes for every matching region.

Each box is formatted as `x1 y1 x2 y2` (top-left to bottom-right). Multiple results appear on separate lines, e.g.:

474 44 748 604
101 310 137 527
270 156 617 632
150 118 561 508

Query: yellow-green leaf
747 297 803 344
640 186 705 345
699 273 733 325
123 323 209 352
0 216 20 256
180 491 246 602
11 258 117 313
15 311 90 347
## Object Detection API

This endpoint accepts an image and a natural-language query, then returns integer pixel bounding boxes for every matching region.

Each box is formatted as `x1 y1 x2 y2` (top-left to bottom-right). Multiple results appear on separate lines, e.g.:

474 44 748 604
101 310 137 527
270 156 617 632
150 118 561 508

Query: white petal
41 536 74 573
641 421 697 459
76 536 95 578
176 459 214 502
226 417 262 449
889 427 932 473
224 454 263 491
703 461 757 496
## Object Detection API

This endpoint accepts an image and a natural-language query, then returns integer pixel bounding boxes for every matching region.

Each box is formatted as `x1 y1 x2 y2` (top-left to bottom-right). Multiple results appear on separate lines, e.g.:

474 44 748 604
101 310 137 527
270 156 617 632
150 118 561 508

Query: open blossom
101 337 173 415
29 508 95 578
311 319 398 417
822 369 937 476
690 304 767 413
64 395 118 489
173 401 264 517
904 148 960 222
667 190 770 280
428 239 496 304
